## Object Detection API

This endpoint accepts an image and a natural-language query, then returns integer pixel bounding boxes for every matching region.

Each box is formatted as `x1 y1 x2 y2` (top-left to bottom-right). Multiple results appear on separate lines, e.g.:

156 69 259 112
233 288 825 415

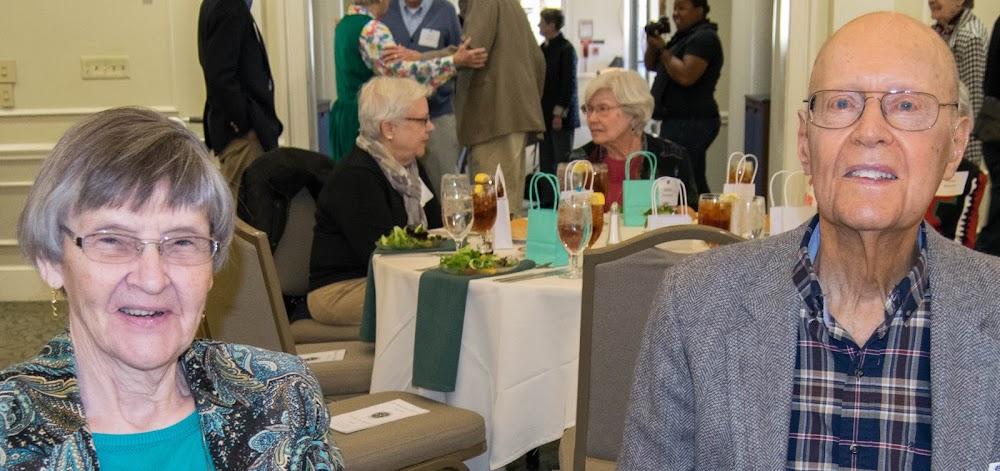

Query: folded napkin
359 240 455 343
412 259 536 392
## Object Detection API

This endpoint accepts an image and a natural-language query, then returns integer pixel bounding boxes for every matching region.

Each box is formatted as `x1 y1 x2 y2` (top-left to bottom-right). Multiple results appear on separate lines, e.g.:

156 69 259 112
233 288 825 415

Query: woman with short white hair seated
308 76 443 326
567 68 700 209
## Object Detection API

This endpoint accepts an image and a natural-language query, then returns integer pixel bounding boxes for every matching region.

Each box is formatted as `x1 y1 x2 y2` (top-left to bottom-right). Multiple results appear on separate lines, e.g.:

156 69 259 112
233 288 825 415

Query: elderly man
620 12 1000 470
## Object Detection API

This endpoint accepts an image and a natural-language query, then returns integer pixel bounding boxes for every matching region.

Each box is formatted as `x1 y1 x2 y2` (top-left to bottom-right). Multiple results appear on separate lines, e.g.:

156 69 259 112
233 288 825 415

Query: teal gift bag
525 173 569 267
622 151 657 227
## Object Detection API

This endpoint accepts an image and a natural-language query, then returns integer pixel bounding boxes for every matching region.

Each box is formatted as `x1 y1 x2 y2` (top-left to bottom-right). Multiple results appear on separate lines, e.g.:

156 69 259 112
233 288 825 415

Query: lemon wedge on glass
474 173 491 184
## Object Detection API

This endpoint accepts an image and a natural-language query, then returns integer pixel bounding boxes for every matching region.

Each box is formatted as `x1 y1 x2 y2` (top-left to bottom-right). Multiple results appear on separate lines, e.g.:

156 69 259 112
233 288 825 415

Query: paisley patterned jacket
0 333 345 471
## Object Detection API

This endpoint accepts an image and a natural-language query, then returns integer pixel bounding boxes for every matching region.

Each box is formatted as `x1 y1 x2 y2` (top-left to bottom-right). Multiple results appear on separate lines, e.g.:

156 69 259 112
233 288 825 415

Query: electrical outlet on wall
80 55 130 80
0 60 16 83
0 84 14 108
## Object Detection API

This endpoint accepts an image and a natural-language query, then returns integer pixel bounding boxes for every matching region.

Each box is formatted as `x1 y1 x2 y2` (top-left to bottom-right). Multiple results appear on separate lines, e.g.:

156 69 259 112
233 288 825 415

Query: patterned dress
328 5 459 162
0 333 344 471
933 8 989 167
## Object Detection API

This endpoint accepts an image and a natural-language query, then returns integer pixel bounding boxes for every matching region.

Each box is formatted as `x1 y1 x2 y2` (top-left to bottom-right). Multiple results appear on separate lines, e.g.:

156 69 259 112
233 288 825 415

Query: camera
644 16 671 36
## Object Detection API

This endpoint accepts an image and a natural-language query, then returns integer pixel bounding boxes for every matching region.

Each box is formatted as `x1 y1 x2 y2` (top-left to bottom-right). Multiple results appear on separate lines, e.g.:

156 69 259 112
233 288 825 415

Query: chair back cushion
273 188 316 296
204 220 297 354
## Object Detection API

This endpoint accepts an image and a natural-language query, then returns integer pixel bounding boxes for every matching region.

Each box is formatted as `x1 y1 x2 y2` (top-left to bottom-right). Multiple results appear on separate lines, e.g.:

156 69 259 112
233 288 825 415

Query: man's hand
646 34 667 51
382 45 422 64
552 115 563 131
453 37 488 69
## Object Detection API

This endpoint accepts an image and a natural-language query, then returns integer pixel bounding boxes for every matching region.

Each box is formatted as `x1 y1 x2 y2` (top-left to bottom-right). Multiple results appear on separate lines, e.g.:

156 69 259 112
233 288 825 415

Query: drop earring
50 288 59 317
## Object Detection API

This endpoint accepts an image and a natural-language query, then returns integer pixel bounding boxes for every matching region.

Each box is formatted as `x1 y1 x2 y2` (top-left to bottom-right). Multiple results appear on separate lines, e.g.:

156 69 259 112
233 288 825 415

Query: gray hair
17 107 235 272
584 69 655 132
357 76 433 141
352 0 383 6
958 80 972 119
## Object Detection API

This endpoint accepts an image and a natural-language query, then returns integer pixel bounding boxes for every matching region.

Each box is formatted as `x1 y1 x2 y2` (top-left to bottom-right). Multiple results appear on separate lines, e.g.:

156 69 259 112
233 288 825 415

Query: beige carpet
0 301 69 369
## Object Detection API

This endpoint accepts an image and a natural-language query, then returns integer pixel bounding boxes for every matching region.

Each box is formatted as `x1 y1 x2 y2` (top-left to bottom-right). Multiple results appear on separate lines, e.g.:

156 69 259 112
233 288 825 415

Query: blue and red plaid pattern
787 218 932 470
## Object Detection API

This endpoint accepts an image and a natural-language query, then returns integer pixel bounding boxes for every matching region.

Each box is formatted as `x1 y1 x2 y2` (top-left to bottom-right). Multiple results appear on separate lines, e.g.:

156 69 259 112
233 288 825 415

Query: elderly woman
930 0 988 168
2 107 342 470
329 0 487 162
308 77 442 327
568 68 699 209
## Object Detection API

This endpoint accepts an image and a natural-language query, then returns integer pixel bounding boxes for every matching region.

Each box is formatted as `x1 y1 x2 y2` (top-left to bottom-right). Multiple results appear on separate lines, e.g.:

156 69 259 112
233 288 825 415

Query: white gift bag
769 170 816 234
492 164 514 249
559 159 595 201
646 177 693 230
722 152 759 202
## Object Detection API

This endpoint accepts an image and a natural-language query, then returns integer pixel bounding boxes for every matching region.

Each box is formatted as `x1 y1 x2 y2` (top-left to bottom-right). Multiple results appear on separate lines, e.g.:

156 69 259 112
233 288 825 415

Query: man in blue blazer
621 12 1000 470
198 0 283 200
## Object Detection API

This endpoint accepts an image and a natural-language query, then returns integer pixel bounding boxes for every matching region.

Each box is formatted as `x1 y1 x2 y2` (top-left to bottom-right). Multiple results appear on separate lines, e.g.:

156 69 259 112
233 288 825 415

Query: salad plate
376 225 446 250
438 247 520 276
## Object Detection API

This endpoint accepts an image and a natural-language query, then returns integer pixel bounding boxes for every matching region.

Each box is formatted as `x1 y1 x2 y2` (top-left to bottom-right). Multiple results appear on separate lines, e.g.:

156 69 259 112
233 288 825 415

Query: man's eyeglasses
67 230 219 266
402 116 431 126
580 104 623 115
804 90 958 131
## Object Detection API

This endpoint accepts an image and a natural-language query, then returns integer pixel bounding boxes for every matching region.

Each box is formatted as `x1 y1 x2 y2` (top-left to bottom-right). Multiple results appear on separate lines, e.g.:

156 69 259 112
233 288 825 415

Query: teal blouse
92 411 214 471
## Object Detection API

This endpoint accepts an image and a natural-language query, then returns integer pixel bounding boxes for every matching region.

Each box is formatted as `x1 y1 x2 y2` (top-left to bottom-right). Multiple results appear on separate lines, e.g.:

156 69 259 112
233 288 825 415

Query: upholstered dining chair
560 224 744 471
204 218 373 399
205 220 487 470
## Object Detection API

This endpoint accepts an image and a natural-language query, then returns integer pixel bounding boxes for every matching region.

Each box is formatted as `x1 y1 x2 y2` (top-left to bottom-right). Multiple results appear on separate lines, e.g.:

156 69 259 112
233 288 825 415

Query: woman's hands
382 45 423 63
453 38 488 69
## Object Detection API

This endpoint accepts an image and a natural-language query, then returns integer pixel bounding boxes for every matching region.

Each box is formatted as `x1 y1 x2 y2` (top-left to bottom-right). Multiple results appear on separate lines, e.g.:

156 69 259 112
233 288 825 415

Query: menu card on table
329 399 429 434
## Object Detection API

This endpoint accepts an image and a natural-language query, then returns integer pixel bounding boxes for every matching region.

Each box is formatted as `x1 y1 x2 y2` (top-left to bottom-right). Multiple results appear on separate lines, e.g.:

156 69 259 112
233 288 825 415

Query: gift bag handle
727 152 760 184
528 172 560 211
650 176 687 216
563 159 595 191
768 170 805 209
625 151 657 181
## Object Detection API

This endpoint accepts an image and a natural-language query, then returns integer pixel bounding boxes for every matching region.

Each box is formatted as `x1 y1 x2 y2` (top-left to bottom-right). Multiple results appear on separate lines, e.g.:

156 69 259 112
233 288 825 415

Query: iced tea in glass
698 193 732 232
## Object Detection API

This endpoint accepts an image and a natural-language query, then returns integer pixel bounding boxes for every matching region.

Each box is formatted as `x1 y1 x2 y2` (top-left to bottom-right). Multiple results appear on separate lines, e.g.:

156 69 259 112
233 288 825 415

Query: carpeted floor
0 301 563 470
0 301 68 369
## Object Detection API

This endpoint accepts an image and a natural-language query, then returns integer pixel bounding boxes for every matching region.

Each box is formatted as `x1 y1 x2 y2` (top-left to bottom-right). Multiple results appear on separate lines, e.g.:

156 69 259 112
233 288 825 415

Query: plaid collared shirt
787 218 932 470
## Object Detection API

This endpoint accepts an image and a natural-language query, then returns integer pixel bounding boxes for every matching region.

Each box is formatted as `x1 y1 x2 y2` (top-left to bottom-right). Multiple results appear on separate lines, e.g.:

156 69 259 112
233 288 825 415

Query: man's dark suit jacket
198 0 283 154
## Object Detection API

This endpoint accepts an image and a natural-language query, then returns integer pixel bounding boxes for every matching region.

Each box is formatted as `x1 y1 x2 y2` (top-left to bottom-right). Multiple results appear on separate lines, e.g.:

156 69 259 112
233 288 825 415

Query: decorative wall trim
0 182 33 189
0 144 53 155
0 105 178 118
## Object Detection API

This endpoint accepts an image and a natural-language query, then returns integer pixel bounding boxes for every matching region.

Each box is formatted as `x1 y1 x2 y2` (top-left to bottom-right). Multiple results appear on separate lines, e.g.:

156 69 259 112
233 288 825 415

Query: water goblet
440 174 474 251
558 193 593 279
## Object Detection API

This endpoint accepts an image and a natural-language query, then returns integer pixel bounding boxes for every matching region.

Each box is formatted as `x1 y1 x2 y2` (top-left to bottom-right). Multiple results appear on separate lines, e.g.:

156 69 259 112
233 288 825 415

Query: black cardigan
308 146 442 290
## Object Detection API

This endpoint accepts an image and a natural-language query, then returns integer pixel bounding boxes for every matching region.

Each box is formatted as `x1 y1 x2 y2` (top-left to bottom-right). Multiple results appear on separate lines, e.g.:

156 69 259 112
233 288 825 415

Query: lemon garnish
474 184 484 194
589 192 605 206
572 161 591 173
719 193 742 204
474 173 491 184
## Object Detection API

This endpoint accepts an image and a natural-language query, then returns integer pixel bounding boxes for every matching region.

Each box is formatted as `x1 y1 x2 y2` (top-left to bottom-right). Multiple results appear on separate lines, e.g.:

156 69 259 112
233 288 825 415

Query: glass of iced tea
558 193 592 279
471 173 498 253
587 192 605 248
698 193 732 232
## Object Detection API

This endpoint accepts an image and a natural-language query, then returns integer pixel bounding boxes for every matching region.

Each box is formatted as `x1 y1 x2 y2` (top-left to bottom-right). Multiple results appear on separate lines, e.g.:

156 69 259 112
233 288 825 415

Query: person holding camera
645 0 722 195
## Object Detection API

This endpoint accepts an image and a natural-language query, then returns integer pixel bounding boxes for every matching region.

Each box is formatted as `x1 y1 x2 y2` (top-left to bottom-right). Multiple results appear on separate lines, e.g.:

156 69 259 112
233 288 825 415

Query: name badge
935 170 969 197
418 29 441 48
987 462 1000 471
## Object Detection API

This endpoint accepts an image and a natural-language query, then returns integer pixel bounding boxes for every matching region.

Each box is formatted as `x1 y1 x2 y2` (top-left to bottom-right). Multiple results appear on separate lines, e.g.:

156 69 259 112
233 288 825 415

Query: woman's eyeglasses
67 230 219 266
580 104 622 115
402 116 431 126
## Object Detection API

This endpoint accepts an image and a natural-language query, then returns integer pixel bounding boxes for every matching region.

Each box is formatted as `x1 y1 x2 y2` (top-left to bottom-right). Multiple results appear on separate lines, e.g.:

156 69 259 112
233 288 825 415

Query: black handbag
974 95 1000 143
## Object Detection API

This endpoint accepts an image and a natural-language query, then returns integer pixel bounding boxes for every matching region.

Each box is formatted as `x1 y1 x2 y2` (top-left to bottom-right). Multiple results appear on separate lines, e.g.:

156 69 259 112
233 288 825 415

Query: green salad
439 247 519 275
376 225 443 250
643 204 678 216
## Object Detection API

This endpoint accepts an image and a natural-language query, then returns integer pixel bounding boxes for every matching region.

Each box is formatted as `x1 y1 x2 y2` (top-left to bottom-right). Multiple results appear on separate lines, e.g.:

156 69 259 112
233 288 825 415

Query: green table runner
412 260 536 392
359 241 455 342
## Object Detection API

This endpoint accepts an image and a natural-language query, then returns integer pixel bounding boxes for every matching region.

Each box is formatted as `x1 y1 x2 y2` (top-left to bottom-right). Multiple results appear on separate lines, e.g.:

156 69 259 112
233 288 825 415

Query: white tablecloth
369 250 582 470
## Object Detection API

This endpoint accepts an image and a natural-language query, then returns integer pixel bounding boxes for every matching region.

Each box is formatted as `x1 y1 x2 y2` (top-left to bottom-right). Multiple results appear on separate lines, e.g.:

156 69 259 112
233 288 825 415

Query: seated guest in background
3 107 341 470
309 77 442 327
620 13 1000 469
567 68 698 208
924 81 987 248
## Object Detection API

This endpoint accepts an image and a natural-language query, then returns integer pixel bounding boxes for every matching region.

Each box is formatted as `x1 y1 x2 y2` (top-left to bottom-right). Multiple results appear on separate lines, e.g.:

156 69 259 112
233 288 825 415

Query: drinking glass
587 193 605 248
558 193 593 279
471 177 498 253
743 196 766 239
697 193 732 232
440 174 474 251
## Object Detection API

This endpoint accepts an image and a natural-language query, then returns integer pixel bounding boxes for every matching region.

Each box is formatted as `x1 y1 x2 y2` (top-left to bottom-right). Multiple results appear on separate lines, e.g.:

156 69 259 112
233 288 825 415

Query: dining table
365 225 704 470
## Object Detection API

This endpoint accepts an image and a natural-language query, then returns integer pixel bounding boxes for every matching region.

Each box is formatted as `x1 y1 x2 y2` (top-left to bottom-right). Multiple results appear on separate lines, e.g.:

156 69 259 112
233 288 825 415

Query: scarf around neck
356 134 427 227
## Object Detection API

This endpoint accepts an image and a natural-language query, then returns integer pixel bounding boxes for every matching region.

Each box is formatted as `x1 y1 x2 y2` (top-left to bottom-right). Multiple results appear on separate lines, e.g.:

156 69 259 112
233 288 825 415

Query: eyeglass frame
803 89 959 131
401 116 431 126
580 104 623 115
63 228 220 266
